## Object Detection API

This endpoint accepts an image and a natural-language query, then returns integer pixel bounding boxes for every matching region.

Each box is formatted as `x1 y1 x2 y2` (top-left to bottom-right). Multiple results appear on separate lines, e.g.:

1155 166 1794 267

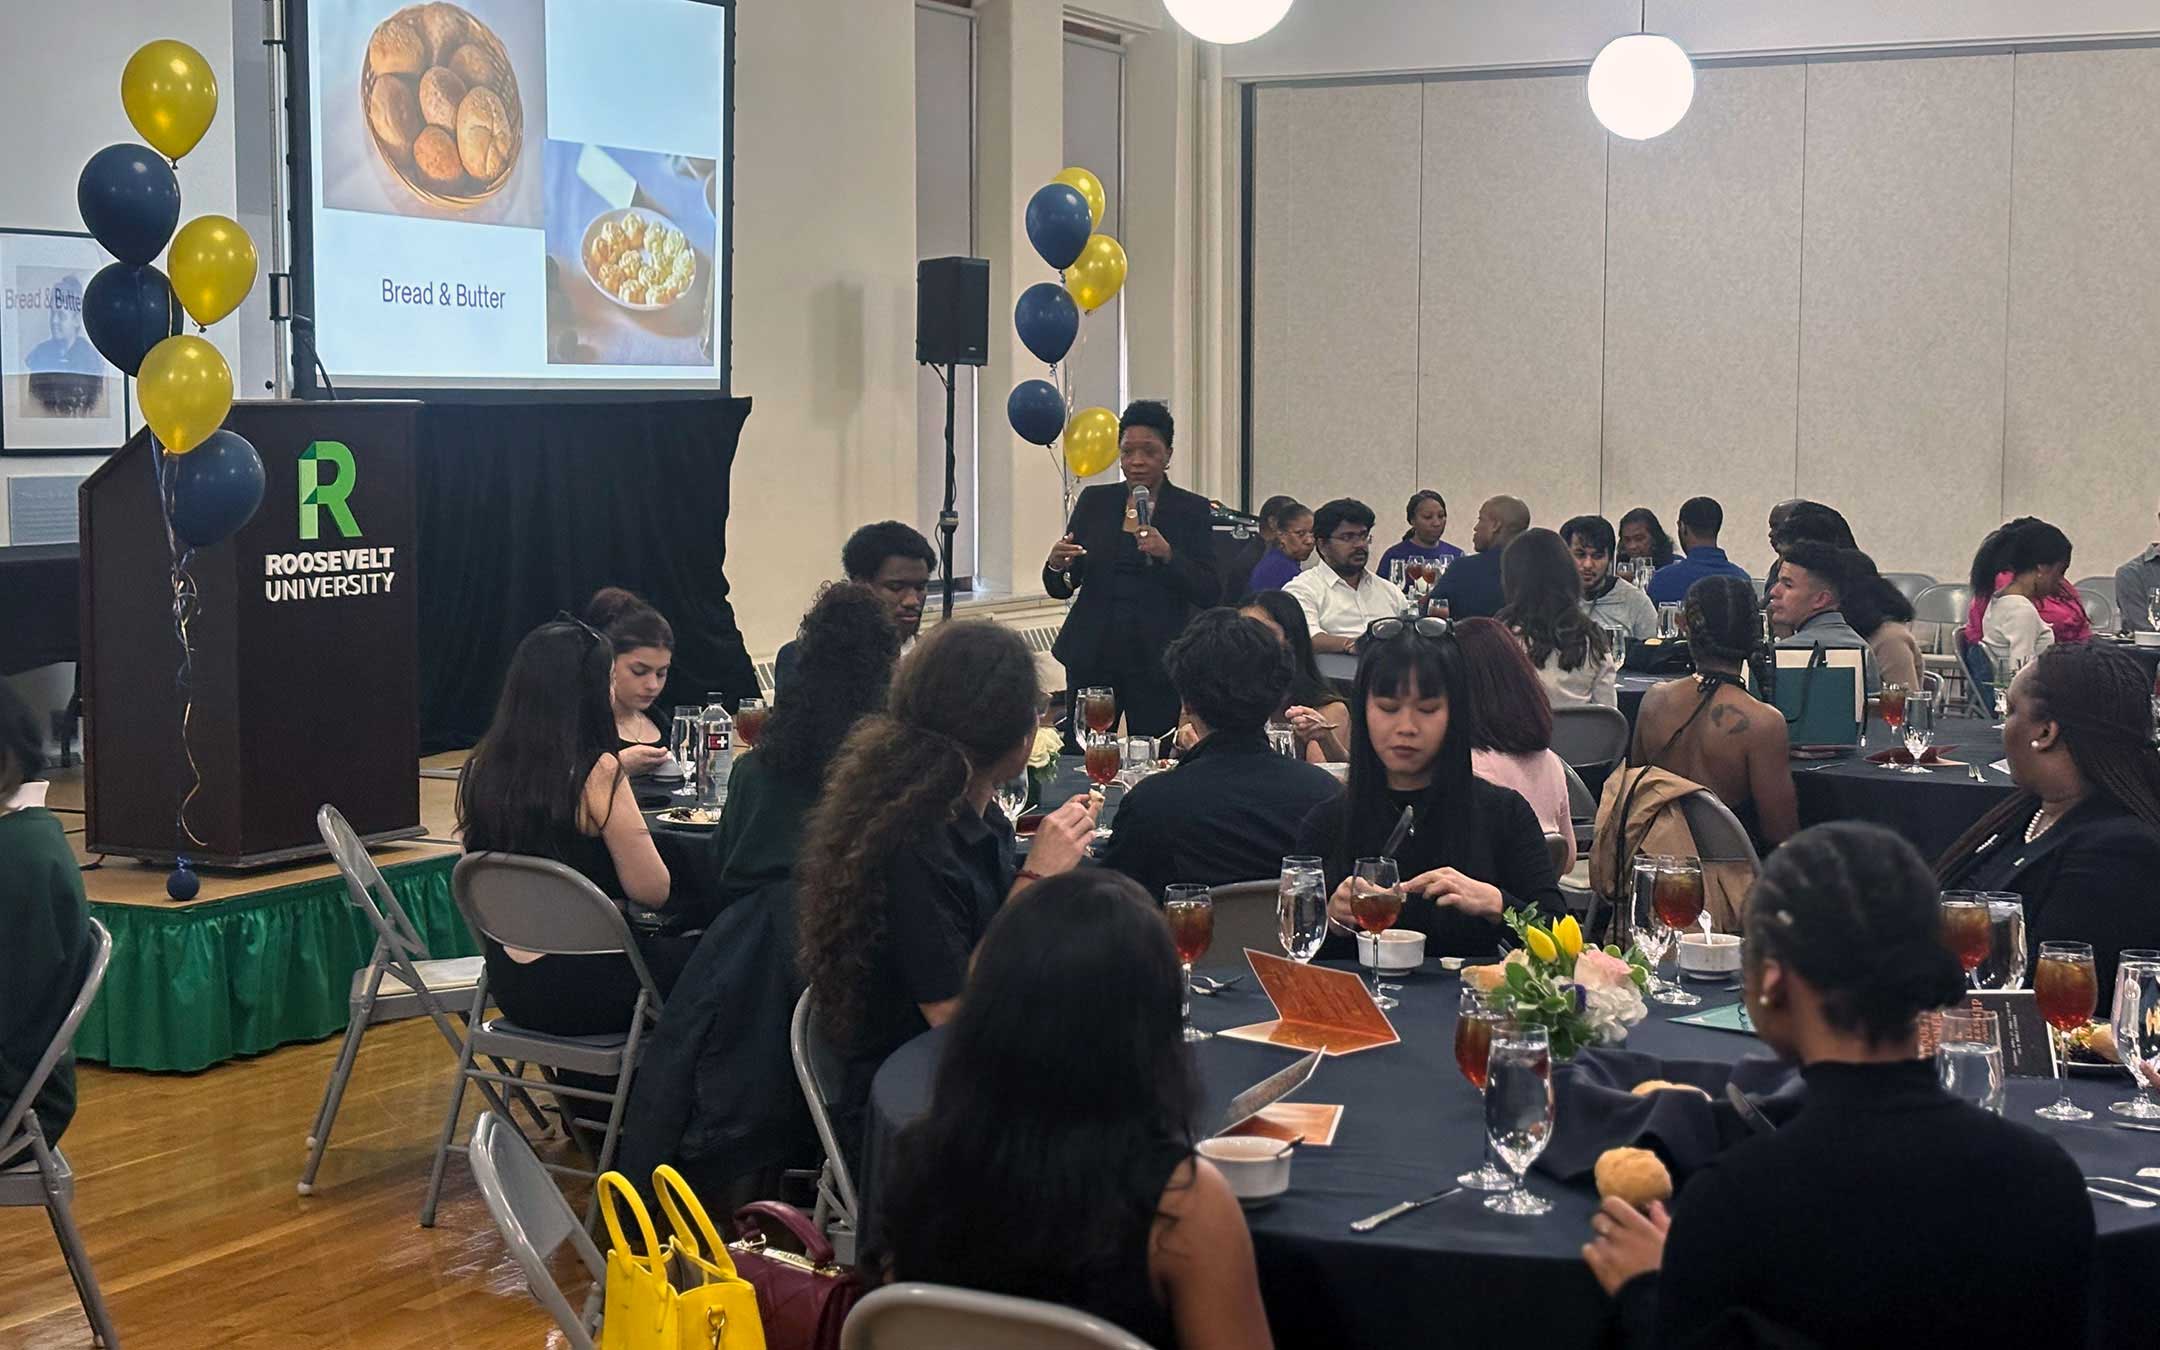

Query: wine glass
2109 953 2160 1119
1350 857 1403 1011
1876 683 1908 766
1938 894 1992 987
1277 857 1327 963
1990 652 2018 728
1975 894 2028 991
1935 1009 2005 1115
1388 558 1406 588
1600 622 1629 671
2148 586 2160 633
1453 986 1513 1191
669 706 702 799
1483 1023 1555 1216
1649 856 1705 1007
733 697 767 750
1079 686 1118 735
1898 690 1936 774
1266 718 1299 758
2034 940 2097 1121
991 772 1029 827
1432 554 1453 578
1163 885 1214 1043
1657 604 1681 639
1628 854 1673 997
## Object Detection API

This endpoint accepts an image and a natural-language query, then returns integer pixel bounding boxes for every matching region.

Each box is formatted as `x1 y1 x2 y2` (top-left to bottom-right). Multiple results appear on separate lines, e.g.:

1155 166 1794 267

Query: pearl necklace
2024 806 2063 844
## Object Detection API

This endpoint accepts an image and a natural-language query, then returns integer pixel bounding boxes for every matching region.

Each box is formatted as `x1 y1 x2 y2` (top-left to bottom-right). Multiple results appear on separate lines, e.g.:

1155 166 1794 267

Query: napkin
1865 746 1962 767
1533 1047 1801 1183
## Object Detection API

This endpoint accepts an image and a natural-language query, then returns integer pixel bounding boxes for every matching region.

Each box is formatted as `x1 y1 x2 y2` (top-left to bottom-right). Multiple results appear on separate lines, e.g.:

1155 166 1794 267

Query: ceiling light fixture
1162 0 1295 47
1586 3 1694 141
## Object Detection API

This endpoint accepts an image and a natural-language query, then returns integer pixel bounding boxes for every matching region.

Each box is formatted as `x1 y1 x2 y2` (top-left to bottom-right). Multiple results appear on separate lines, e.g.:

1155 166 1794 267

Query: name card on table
1219 950 1401 1057
1920 991 2058 1078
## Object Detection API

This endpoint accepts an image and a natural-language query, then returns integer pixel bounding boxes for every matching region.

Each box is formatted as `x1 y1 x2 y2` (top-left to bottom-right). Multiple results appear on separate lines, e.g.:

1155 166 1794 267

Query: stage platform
49 756 472 1072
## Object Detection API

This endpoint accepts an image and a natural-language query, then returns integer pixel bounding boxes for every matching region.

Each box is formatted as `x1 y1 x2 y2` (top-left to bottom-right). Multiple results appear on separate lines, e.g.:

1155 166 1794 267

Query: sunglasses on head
1363 617 1452 643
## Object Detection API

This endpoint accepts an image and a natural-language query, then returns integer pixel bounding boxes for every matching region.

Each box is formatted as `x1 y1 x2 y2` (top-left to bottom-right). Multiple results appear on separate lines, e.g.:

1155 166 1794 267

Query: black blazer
1044 480 1220 671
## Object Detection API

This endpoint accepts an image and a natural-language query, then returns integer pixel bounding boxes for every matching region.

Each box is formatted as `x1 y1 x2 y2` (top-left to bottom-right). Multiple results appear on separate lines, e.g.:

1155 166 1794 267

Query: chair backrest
1542 833 1570 876
841 1283 1155 1350
1882 572 1937 605
452 852 664 1014
791 989 860 1216
468 1111 605 1350
1911 583 1973 629
1674 792 1760 870
2073 574 2117 597
1550 704 1631 770
0 918 112 1157
1561 761 1595 821
319 802 430 963
1201 879 1280 969
2078 586 2117 633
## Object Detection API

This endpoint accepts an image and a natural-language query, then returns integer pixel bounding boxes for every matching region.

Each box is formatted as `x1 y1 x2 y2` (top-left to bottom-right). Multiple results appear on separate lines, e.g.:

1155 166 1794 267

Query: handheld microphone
1131 486 1157 564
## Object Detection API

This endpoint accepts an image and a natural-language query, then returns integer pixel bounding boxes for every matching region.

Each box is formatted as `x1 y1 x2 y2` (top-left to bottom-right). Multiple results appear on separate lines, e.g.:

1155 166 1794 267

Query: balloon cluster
77 40 265 549
1005 167 1129 482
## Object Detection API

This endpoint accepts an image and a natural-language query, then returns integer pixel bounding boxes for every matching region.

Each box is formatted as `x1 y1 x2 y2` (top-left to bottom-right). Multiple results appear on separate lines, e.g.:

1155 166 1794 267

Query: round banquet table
862 961 2158 1348
1789 714 2015 860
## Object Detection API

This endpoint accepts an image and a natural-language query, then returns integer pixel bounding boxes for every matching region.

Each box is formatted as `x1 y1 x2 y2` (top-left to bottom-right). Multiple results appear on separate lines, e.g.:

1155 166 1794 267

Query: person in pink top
1963 518 2090 647
1452 617 1576 873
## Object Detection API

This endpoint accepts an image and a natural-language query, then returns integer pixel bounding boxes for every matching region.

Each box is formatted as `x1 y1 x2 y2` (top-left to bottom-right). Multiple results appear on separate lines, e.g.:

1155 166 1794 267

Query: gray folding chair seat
467 1110 604 1350
367 955 487 1005
792 990 860 1267
842 1283 1154 1350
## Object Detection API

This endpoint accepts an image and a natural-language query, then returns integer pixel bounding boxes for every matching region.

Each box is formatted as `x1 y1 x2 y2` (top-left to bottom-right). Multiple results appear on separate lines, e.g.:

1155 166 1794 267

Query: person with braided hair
1937 641 2160 994
1586 822 2094 1348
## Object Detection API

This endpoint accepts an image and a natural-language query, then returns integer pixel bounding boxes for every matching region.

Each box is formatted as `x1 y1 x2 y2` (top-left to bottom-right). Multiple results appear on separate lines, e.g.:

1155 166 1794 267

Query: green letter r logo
299 441 360 541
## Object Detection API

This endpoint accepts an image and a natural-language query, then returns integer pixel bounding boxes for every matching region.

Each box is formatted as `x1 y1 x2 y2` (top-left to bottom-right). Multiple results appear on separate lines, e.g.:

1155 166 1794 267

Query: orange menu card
1221 1101 1344 1147
1218 950 1401 1057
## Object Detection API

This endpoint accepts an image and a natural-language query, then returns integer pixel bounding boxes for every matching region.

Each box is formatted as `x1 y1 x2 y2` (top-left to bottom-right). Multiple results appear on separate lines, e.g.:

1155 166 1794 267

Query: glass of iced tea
1454 986 1513 1190
733 697 767 749
1938 894 1992 985
1079 686 1118 735
2033 940 2097 1122
1164 884 1214 1043
1876 683 1907 755
1083 730 1123 788
1650 855 1705 1007
1351 856 1403 1010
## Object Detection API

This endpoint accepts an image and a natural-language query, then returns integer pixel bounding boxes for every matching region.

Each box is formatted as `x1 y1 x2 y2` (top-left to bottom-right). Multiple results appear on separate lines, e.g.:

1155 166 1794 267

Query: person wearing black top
1586 822 2094 1349
773 521 933 692
1430 495 1528 621
1220 494 1299 604
1043 400 1220 736
1935 641 2160 996
1102 609 1341 900
583 587 674 773
1294 617 1560 958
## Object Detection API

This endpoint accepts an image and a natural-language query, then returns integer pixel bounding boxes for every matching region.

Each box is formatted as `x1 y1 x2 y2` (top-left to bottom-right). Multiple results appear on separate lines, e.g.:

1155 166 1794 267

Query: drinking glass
1628 854 1674 997
1453 987 1513 1191
1432 554 1454 578
2148 586 2160 633
1600 622 1629 671
1483 1023 1555 1216
1119 735 1157 786
669 706 702 798
1388 559 1406 588
2034 940 2097 1121
1657 603 1681 640
2109 954 2160 1119
1649 856 1705 1007
1267 718 1299 758
1350 857 1403 1011
733 697 767 750
1990 653 2018 728
991 772 1029 827
1938 894 1992 986
1079 686 1118 735
1935 1009 2005 1115
1277 857 1328 963
1083 730 1123 790
1164 885 1214 1043
1975 894 2028 991
1898 690 1936 774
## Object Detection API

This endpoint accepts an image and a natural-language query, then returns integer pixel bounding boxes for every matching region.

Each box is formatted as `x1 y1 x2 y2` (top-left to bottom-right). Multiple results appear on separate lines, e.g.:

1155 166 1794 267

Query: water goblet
1649 856 1705 1007
1277 857 1327 963
2034 941 2097 1121
2109 953 2160 1119
1483 1024 1555 1215
1453 986 1514 1191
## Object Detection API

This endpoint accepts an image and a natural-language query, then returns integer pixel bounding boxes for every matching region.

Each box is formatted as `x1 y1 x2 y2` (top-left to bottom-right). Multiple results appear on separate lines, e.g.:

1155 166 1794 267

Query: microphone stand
933 359 959 621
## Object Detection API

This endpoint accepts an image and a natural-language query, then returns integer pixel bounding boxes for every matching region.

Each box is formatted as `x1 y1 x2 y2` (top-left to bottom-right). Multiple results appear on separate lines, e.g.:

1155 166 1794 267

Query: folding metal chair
1550 704 1631 772
1882 572 1937 605
421 853 664 1228
2 919 119 1348
1562 760 1596 850
1197 878 1280 970
791 990 860 1267
841 1283 1154 1350
2079 586 2118 634
468 1110 605 1350
1912 583 1974 704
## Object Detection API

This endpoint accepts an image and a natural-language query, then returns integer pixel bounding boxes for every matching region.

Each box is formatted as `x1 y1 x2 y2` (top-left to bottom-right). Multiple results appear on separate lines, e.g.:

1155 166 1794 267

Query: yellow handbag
599 1172 679 1350
652 1166 768 1350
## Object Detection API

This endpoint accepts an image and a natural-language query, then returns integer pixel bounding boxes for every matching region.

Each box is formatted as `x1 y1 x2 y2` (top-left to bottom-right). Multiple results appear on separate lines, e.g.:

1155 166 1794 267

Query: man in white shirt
1284 498 1409 653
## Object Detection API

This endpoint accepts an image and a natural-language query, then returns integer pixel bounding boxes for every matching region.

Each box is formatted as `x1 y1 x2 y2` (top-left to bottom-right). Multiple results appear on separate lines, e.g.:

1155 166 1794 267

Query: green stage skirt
79 853 472 1072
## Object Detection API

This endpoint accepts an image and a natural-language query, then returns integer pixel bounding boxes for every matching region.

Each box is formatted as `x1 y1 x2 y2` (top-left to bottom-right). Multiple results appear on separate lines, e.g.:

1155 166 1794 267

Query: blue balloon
1007 380 1066 447
169 430 266 548
1014 282 1079 365
82 262 183 376
1025 183 1092 270
78 144 181 266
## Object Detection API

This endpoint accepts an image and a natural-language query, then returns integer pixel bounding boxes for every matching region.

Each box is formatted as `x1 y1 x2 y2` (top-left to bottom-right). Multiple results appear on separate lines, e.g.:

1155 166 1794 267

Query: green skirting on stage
79 853 472 1072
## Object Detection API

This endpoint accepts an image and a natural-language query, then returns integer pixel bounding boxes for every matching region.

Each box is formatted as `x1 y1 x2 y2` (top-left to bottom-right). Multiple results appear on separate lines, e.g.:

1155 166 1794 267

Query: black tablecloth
0 543 79 676
1789 715 2014 860
2092 636 2160 678
865 962 2159 1348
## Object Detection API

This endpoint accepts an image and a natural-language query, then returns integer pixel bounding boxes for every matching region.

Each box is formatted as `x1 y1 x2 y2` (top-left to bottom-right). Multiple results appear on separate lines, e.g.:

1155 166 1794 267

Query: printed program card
1218 950 1402 1056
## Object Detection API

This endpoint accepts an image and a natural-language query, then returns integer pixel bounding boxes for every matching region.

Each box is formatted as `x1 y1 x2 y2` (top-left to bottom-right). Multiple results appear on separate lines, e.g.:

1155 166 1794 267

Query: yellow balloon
168 215 259 327
138 335 232 455
1053 167 1106 229
1063 407 1120 479
1062 234 1128 314
122 40 220 162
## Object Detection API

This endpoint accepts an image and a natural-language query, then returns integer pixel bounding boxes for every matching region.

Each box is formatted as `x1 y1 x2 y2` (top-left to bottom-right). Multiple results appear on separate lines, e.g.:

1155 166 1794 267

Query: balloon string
151 445 209 851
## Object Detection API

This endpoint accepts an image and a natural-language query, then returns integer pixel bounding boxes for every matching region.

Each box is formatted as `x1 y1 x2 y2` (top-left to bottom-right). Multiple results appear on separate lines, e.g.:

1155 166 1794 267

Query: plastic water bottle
698 695 734 810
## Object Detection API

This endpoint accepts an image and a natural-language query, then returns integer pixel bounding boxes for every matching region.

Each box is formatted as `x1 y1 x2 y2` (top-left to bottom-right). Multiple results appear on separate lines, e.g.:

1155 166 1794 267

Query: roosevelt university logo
299 441 361 541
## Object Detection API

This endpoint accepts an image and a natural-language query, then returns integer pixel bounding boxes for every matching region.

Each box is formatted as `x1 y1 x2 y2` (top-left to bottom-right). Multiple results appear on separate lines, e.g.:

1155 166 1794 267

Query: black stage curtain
416 396 759 753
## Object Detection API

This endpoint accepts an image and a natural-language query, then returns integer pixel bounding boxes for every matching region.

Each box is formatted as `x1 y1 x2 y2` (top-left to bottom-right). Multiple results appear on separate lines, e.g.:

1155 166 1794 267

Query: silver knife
2113 1120 2160 1134
2087 1184 2156 1209
2090 1176 2160 1201
1350 1186 1462 1232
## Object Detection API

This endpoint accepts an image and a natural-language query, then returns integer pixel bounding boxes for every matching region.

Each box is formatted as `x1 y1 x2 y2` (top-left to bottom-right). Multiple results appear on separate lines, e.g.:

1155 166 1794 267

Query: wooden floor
0 1018 589 1348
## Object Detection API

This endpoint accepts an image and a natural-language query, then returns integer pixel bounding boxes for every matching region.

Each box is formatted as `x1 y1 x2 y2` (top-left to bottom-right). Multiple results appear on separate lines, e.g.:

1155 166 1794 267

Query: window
1063 29 1126 487
916 2 978 584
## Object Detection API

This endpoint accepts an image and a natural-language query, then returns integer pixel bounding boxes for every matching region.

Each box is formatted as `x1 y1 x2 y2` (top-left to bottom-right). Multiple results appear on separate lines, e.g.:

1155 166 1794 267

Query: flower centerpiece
1025 724 1065 809
1467 910 1652 1062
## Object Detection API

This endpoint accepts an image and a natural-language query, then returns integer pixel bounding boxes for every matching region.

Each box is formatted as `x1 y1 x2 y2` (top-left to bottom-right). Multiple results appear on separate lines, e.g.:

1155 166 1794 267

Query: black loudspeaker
916 256 990 367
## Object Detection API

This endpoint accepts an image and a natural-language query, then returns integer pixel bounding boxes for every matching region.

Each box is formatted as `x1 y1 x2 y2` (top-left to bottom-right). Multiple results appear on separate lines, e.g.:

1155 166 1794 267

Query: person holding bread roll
1583 821 2093 1349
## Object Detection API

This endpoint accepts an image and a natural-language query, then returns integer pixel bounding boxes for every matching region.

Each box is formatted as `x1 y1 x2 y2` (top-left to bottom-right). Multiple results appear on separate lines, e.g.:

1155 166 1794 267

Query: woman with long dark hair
457 620 673 1032
877 870 1272 1349
1454 617 1575 872
1501 528 1615 709
1617 508 1677 569
1585 822 2093 1348
1292 619 1560 956
1963 517 2092 650
1240 588 1348 762
1936 642 2160 994
1976 522 2078 667
796 621 1098 1164
582 586 674 775
1832 549 1922 690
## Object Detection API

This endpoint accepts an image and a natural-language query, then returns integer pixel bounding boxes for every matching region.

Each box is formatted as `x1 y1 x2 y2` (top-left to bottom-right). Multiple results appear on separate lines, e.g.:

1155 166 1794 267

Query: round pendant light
1163 0 1295 46
1586 33 1696 140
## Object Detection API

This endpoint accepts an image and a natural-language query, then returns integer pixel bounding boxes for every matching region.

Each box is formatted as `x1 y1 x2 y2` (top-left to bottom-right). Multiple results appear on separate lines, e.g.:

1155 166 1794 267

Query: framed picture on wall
0 227 132 455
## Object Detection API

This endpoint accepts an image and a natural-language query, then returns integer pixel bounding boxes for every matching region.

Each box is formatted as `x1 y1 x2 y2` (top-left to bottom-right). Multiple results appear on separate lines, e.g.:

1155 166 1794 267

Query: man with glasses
1430 495 1529 620
1284 498 1409 654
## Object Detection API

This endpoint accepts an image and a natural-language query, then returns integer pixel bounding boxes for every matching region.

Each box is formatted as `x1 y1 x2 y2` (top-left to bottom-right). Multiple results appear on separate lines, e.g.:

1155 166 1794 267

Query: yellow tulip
1524 925 1558 964
1555 914 1584 959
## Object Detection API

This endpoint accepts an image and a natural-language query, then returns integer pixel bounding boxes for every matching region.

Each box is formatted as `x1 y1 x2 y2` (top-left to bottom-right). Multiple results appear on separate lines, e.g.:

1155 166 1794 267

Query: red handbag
726 1202 862 1350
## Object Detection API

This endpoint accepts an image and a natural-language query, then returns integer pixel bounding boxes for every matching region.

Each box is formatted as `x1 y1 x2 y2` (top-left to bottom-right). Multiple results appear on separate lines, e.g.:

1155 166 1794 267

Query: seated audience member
1241 589 1349 763
1586 822 2093 1349
1616 507 1678 569
1103 610 1341 900
1564 514 1657 640
1285 498 1409 653
1245 501 1315 592
1936 642 2160 995
1454 618 1578 873
1630 577 1798 852
1222 494 1299 600
1376 489 1465 581
1978 521 2076 669
1294 618 1561 958
1501 527 1616 709
1430 495 1529 621
775 521 933 691
0 683 93 1156
1837 549 1924 690
708 584 899 912
1645 496 1751 604
876 871 1274 1350
796 621 1098 1166
1768 540 1880 694
583 587 672 775
457 621 678 1028
2114 495 2160 633
1762 500 1853 612
1963 517 2092 651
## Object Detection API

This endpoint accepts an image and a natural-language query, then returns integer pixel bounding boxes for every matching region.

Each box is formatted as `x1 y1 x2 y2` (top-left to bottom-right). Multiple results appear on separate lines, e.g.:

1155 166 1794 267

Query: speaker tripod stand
931 360 960 622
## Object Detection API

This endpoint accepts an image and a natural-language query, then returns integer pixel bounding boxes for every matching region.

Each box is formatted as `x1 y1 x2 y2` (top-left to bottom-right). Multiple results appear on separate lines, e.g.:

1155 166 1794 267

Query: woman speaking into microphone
1043 400 1220 736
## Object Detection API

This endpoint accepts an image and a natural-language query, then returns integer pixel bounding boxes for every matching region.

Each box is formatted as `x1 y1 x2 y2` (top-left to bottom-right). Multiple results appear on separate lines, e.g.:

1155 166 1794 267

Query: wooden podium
81 400 424 867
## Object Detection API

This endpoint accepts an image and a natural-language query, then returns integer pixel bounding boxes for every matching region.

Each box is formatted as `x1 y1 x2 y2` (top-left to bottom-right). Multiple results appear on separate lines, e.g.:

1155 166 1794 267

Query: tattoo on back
1709 703 1751 735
